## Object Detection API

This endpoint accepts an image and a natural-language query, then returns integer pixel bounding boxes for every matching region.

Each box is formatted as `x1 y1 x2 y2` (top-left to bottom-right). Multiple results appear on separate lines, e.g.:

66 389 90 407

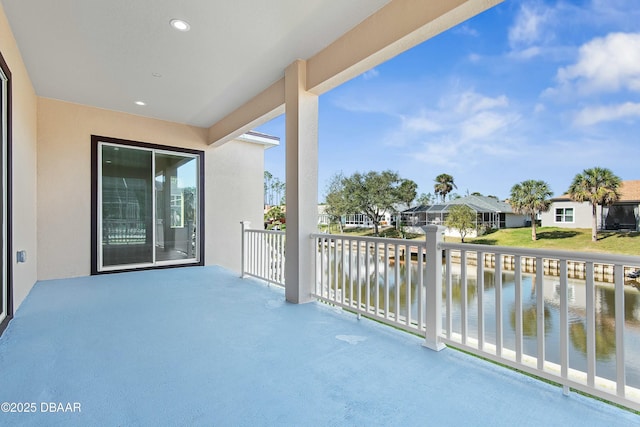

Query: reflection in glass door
101 146 153 268
97 140 201 272
155 152 198 262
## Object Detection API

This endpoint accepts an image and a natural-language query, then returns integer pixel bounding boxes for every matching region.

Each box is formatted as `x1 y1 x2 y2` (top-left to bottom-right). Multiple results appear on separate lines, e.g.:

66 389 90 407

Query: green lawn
333 226 640 256
462 227 640 256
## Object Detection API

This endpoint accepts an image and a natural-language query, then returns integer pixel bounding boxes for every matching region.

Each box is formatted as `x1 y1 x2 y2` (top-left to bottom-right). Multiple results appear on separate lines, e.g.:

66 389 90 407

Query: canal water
321 252 640 389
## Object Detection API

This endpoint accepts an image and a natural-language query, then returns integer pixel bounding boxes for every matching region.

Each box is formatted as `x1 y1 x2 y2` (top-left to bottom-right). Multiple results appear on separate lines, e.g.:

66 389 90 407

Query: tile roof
552 180 640 202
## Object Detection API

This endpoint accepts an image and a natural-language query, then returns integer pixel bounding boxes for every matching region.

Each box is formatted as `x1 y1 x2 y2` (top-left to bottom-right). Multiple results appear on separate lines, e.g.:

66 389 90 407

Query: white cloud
508 3 553 49
389 90 521 166
508 46 542 60
362 68 380 80
453 92 509 115
460 111 517 141
468 53 482 63
402 113 442 133
534 103 545 114
574 102 640 126
557 32 640 94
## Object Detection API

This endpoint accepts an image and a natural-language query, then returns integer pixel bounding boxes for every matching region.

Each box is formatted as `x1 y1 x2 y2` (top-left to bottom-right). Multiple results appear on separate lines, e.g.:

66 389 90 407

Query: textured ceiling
2 0 389 127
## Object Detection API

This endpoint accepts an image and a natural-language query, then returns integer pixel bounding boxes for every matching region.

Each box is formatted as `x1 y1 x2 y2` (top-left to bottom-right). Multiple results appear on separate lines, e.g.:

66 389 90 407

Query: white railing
312 234 428 335
310 226 640 411
241 221 285 286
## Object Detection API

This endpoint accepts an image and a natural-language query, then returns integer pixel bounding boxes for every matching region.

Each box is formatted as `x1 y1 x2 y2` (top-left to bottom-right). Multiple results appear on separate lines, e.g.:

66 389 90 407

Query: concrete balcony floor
0 266 637 426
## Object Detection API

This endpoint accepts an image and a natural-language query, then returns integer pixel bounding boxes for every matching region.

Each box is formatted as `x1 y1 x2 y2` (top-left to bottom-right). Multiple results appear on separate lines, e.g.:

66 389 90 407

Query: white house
401 195 528 237
541 180 640 231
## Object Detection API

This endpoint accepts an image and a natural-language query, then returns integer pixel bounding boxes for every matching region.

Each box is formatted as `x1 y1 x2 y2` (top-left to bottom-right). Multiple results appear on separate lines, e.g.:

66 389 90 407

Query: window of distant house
91 136 204 274
555 208 574 223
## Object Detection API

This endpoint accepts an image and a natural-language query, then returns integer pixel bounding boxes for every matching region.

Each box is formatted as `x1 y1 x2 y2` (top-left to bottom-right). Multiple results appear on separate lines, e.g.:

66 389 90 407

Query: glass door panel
97 140 201 272
155 152 198 262
101 145 153 267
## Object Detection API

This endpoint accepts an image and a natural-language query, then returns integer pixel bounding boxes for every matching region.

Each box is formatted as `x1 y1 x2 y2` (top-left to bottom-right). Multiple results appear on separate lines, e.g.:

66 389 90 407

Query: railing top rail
245 229 286 236
440 241 640 265
310 233 420 246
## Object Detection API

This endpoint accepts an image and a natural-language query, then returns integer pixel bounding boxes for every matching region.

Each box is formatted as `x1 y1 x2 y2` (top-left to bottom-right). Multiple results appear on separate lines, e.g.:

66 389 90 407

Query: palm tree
567 167 621 242
434 173 457 203
509 180 553 241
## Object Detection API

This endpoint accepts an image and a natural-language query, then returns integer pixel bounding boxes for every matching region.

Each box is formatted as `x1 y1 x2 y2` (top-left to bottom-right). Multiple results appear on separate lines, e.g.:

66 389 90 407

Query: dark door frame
0 49 13 336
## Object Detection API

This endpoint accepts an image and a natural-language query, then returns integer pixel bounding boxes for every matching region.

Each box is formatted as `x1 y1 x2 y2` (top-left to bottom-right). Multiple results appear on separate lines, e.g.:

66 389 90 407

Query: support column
285 60 318 304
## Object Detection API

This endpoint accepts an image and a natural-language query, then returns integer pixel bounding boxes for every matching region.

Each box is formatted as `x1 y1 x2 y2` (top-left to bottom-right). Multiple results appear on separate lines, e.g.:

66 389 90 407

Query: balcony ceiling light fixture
135 101 146 106
170 19 190 32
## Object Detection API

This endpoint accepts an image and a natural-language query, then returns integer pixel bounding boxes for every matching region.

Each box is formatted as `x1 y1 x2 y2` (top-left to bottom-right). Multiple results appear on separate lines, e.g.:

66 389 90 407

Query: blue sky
257 0 640 201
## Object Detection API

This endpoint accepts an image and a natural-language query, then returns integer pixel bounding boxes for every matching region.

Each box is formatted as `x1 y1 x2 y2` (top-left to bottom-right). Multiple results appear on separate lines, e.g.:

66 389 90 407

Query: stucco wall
208 140 265 273
505 214 527 228
1 4 39 311
540 200 593 229
37 98 264 280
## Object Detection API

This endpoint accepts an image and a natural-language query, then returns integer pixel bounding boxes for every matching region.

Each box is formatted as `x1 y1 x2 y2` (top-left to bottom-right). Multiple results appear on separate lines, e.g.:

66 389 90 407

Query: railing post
240 221 250 278
422 225 446 351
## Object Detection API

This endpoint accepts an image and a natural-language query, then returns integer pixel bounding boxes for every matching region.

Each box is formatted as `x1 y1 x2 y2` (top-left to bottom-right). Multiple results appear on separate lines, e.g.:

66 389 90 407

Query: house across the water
401 195 528 238
541 180 640 231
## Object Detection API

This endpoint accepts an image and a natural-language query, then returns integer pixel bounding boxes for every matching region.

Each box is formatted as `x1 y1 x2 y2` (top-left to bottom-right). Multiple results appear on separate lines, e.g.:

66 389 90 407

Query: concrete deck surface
0 266 637 426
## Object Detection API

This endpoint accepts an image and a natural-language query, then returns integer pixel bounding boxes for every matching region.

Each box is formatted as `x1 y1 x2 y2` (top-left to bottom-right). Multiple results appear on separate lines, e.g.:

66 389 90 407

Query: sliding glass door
95 137 203 272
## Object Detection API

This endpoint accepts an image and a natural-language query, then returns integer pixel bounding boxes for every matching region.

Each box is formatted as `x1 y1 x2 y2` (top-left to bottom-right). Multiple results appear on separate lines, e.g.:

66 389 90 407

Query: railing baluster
356 240 362 311
384 244 390 320
586 261 595 387
348 239 354 307
395 243 400 322
560 259 569 395
495 253 503 357
319 237 325 297
333 238 342 301
514 254 522 364
342 239 347 305
365 242 371 313
375 242 380 315
406 243 412 327
461 250 468 345
477 251 485 351
536 256 545 371
614 263 626 398
418 245 424 331
446 250 452 340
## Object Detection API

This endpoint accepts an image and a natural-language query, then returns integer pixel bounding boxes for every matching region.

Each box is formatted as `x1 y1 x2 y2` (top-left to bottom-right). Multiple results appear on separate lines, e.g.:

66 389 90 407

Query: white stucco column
284 59 318 304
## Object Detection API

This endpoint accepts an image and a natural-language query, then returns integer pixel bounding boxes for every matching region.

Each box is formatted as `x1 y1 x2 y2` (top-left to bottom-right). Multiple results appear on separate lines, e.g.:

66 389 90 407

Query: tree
264 205 285 230
264 171 273 206
326 170 412 235
324 172 351 233
397 179 418 208
509 180 553 241
434 173 457 202
567 167 621 242
264 171 286 206
272 178 285 206
445 205 476 243
416 192 434 206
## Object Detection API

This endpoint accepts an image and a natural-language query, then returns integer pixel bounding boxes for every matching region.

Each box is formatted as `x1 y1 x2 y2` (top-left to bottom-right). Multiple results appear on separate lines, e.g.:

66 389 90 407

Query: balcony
0 265 637 425
243 224 640 416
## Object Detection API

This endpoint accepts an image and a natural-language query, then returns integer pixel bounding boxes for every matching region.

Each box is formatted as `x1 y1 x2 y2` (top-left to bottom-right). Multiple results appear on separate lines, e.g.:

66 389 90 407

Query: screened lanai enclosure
401 204 506 232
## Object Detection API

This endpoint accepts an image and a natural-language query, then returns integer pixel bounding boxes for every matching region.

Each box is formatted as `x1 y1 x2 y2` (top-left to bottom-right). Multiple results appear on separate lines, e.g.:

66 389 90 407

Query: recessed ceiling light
135 101 146 106
170 19 190 32
152 72 162 78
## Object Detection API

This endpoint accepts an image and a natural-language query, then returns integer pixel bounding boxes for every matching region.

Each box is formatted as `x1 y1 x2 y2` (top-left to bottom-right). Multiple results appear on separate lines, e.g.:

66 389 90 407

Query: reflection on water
317 247 640 388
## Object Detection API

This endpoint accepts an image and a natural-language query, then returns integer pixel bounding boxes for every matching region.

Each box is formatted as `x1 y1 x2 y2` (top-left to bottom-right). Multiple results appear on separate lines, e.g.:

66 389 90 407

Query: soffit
1 0 389 128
